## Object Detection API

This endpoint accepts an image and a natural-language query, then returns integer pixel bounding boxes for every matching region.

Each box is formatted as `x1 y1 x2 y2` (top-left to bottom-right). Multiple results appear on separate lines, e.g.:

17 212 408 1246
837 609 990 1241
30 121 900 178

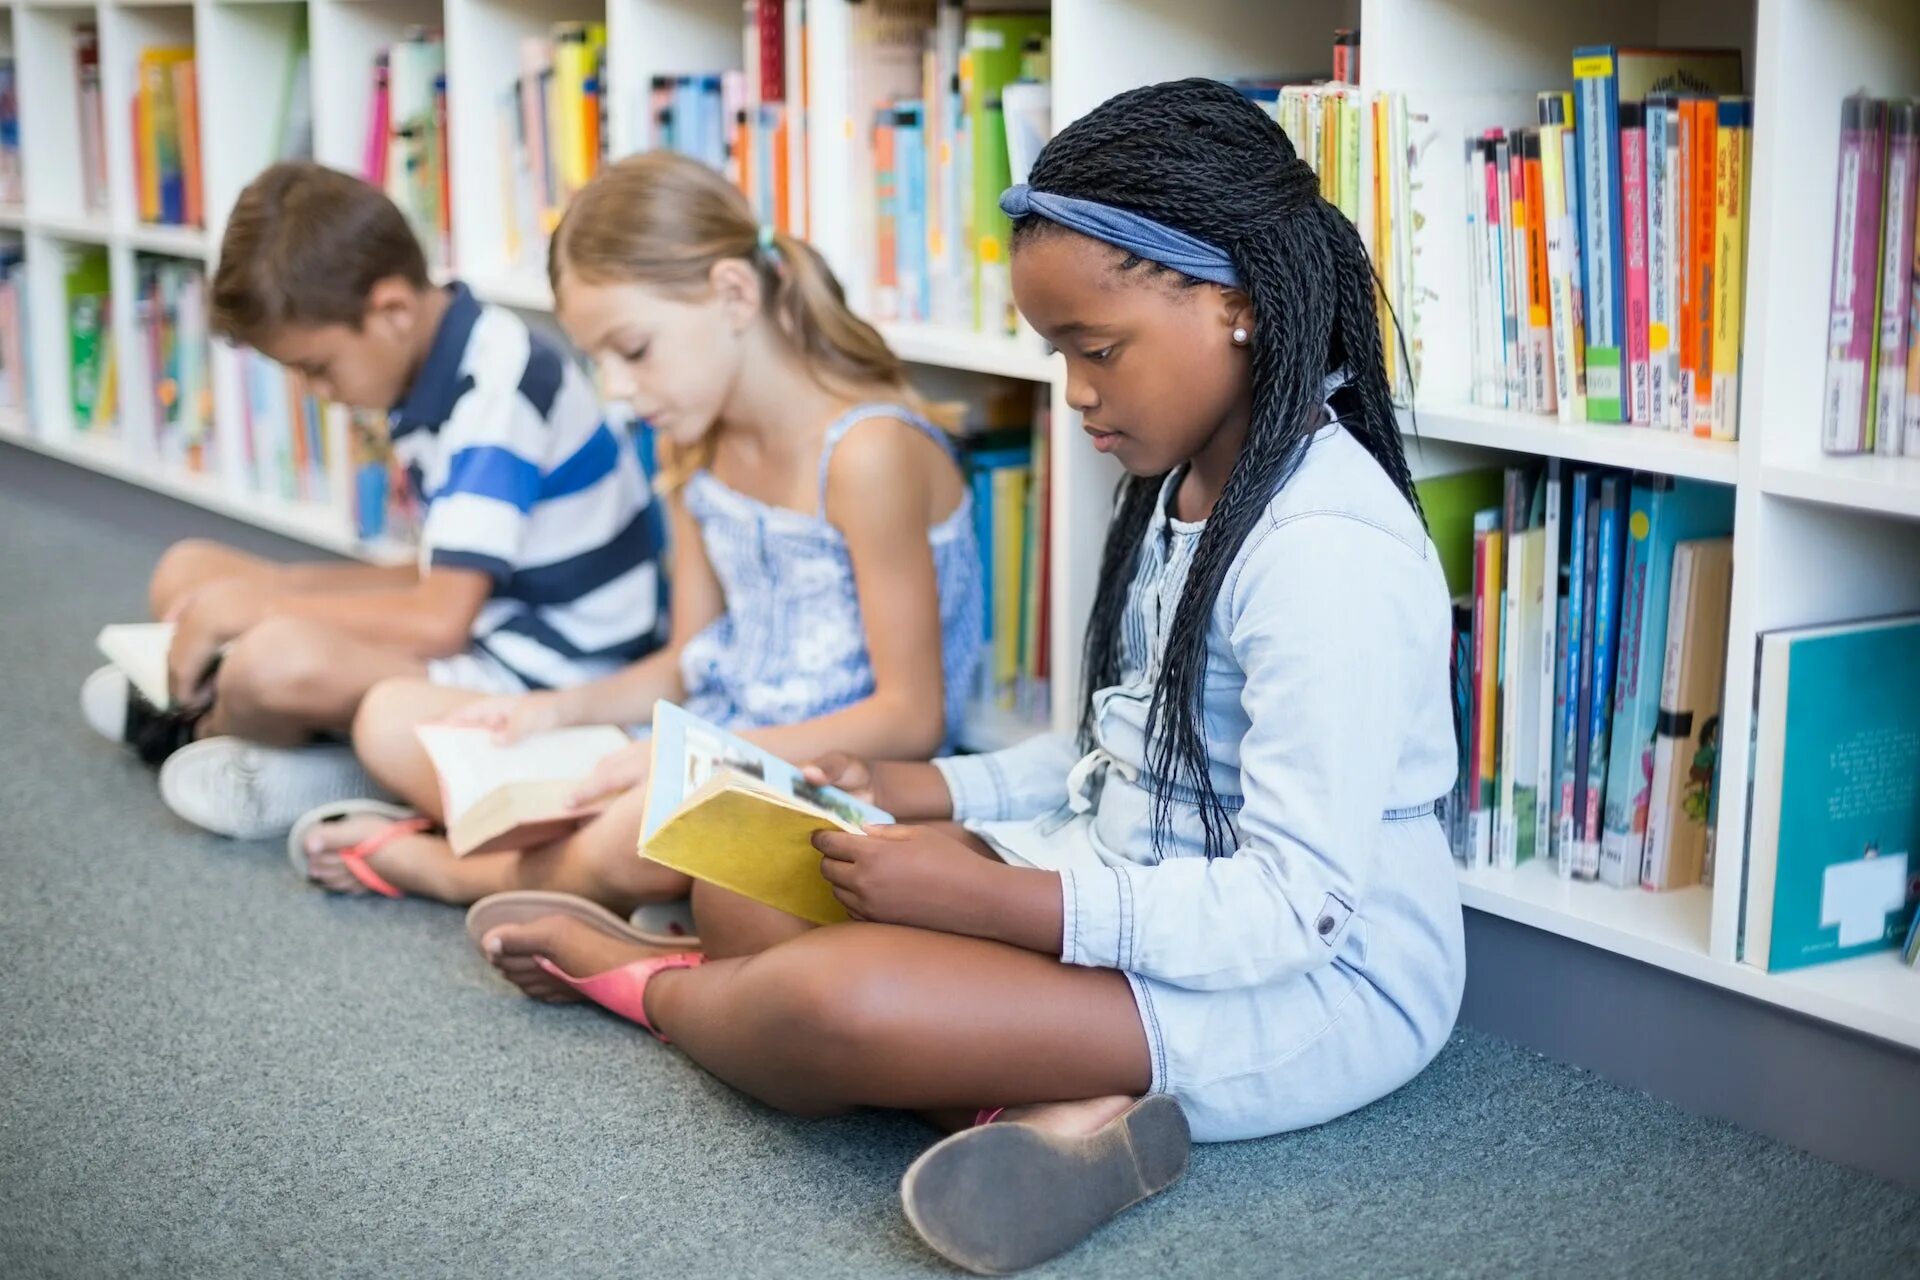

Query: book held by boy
639 701 892 926
96 622 175 709
415 723 630 856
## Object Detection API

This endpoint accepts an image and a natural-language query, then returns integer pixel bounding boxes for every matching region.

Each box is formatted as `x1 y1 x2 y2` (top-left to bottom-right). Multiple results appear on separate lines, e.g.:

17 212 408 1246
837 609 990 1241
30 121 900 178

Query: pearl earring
1232 327 1250 346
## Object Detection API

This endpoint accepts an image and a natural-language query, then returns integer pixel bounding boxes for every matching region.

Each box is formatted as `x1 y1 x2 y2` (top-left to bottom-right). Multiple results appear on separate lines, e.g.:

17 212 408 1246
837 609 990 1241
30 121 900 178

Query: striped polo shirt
390 283 667 690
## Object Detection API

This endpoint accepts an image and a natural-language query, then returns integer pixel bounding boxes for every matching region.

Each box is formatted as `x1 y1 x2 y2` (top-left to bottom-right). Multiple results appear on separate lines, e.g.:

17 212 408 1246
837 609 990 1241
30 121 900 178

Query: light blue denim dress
934 421 1465 1142
677 403 984 744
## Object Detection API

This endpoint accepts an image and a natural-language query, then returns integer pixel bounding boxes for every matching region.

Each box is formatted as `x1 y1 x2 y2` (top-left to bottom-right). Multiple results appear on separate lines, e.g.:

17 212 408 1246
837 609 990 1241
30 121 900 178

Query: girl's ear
708 258 764 332
1221 287 1255 346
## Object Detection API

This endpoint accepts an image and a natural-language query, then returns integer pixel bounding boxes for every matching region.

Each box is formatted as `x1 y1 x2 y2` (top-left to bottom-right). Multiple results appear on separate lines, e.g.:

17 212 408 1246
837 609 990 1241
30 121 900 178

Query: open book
416 723 631 856
639 702 891 926
97 622 176 708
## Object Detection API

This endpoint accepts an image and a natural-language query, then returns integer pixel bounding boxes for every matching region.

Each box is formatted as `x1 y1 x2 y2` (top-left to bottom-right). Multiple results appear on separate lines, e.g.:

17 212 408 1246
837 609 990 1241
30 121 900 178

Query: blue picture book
1743 615 1920 972
1597 476 1735 885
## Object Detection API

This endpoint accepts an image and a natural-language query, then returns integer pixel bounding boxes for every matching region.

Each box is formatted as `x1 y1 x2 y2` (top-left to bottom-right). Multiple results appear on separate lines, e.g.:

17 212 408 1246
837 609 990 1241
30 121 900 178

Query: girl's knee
351 678 440 783
150 538 232 616
730 927 905 1060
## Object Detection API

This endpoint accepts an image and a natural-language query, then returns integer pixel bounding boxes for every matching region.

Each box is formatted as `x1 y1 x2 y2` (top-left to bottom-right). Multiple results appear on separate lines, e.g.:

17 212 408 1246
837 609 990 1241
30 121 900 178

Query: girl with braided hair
467 80 1464 1274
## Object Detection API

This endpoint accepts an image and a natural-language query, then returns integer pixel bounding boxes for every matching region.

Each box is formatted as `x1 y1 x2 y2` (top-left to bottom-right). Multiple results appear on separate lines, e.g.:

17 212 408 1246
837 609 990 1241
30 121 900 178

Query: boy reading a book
81 161 667 841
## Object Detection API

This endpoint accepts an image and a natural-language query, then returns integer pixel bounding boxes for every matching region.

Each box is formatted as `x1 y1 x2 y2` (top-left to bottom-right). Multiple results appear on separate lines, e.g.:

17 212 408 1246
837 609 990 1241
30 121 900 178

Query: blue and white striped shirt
390 283 667 690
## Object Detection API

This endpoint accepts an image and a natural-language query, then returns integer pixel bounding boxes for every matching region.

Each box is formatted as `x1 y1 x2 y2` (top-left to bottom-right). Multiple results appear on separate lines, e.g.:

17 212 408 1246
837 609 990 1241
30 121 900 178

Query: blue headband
1000 184 1243 289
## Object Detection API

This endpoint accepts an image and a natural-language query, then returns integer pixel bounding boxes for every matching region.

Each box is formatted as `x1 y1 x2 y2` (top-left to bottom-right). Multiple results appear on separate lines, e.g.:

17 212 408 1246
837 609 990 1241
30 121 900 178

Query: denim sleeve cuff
1059 866 1135 971
932 753 1011 823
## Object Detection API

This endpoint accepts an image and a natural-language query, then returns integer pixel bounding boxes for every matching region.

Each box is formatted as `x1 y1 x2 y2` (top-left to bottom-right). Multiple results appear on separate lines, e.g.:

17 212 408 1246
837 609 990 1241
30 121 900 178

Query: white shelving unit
1 0 1915 1048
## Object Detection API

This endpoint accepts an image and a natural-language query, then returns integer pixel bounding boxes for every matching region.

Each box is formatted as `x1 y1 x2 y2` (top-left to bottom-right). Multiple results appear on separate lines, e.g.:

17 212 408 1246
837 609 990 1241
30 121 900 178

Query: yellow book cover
638 702 893 926
1709 98 1751 442
137 49 193 222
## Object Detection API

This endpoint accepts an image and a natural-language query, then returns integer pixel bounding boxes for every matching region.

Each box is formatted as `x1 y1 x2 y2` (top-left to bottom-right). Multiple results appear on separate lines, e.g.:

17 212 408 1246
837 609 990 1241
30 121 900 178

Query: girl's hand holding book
567 738 652 809
439 690 572 745
813 824 998 932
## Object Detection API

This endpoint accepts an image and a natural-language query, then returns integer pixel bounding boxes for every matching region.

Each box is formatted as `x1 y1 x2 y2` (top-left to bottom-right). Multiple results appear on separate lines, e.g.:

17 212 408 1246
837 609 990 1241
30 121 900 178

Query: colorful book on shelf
964 12 1050 336
1641 536 1732 891
1685 95 1719 435
1646 95 1679 429
1596 476 1734 886
1822 95 1888 455
1469 507 1501 869
639 701 891 927
1539 93 1586 423
1574 473 1629 878
1503 523 1547 868
65 246 111 428
1875 101 1919 458
1621 102 1651 422
416 724 630 857
1706 97 1751 441
1555 468 1592 874
1743 615 1920 973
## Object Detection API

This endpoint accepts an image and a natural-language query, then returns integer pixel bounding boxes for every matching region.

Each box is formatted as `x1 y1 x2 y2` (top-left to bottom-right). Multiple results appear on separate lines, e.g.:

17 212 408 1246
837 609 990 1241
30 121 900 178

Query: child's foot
479 914 680 1004
300 809 444 897
80 665 199 766
901 1093 1191 1275
160 738 381 839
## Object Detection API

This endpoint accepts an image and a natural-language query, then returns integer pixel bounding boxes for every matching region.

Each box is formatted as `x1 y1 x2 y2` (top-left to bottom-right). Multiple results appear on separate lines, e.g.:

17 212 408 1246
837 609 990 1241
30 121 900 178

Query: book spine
898 103 929 323
1659 100 1683 429
1580 477 1628 878
1466 140 1487 405
1689 97 1719 436
1470 512 1500 870
1676 98 1699 433
872 108 897 322
1484 139 1508 406
1622 106 1651 424
1574 49 1624 422
1523 132 1554 412
1875 102 1919 456
1710 98 1752 442
1499 520 1524 869
1824 96 1887 455
1647 98 1673 430
1599 478 1660 886
1501 136 1526 410
1556 469 1590 874
1641 537 1697 890
1539 460 1564 861
1571 481 1601 876
1540 96 1585 422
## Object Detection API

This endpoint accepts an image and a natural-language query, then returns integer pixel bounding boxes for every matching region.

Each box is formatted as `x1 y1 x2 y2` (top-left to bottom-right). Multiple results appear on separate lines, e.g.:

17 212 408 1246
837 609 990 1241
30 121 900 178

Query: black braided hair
1011 77 1424 860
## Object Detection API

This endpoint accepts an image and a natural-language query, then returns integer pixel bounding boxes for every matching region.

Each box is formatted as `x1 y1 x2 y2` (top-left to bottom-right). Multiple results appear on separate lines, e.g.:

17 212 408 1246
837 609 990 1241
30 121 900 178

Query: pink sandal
287 799 434 898
530 952 706 1040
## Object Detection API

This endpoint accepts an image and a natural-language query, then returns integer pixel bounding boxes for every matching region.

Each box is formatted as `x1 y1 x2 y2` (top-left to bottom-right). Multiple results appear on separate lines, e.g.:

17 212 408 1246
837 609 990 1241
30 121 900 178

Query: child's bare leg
149 540 282 620
487 897 1150 1115
196 617 425 746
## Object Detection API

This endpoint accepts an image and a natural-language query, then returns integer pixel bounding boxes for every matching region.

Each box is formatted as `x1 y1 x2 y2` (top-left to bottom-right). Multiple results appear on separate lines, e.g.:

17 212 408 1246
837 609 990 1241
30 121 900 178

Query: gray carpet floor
3 444 1918 1279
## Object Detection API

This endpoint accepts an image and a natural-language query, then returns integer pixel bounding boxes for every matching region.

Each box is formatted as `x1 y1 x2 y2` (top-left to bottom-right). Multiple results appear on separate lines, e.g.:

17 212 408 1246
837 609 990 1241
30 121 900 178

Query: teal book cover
1597 476 1735 884
1767 620 1920 971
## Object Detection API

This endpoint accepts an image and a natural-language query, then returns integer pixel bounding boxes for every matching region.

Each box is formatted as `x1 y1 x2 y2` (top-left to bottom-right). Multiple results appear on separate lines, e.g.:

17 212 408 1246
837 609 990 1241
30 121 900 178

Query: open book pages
416 723 631 855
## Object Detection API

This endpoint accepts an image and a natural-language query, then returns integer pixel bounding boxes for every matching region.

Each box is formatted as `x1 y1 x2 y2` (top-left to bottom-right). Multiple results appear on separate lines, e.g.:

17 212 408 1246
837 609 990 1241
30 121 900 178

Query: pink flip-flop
530 951 706 1039
286 799 433 898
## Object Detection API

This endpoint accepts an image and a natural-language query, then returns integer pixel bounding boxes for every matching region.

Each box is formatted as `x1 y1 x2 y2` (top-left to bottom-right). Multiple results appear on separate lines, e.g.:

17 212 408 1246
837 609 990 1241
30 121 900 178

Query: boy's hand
801 752 878 807
569 739 651 809
438 691 571 744
168 580 263 706
813 824 994 933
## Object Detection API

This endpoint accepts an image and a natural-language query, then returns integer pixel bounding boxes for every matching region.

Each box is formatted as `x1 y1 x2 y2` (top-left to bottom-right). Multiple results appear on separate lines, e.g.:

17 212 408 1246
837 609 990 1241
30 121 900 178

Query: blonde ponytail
551 153 934 488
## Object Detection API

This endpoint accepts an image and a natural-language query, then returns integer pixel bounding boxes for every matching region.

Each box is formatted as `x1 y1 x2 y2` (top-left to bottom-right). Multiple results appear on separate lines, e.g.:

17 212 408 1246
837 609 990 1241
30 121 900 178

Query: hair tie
999 183 1243 289
756 223 781 264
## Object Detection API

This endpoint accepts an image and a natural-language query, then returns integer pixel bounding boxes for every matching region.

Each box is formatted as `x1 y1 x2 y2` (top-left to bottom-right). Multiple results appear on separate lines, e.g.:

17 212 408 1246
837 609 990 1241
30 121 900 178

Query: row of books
1742 612 1920 973
233 348 334 506
0 245 26 413
136 256 212 469
1465 48 1751 438
864 10 1048 333
1822 95 1920 458
1252 81 1363 226
935 380 1051 719
1426 463 1735 892
67 245 114 429
132 48 204 228
499 22 608 271
366 28 450 270
0 61 20 207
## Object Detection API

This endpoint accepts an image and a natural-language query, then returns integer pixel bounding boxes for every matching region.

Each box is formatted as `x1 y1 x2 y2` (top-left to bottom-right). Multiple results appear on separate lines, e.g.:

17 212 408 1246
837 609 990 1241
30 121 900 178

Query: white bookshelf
1 0 1916 1047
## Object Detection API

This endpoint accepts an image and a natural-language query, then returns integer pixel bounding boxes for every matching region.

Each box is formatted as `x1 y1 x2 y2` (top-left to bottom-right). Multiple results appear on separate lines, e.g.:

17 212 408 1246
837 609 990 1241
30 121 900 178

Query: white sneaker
81 665 132 743
159 737 384 840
